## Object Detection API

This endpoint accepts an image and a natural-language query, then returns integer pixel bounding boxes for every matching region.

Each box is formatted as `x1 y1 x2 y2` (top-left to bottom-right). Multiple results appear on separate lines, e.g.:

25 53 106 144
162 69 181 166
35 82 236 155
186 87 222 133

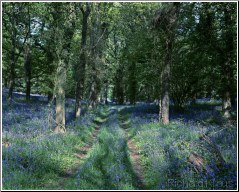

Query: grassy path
65 107 145 190
118 110 145 190
127 137 145 189
4 106 146 190
56 109 109 189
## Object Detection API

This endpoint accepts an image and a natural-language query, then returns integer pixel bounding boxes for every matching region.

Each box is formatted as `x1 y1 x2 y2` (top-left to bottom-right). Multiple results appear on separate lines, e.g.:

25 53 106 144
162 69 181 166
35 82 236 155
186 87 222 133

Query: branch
80 3 91 16
34 40 47 53
15 6 31 63
91 27 107 49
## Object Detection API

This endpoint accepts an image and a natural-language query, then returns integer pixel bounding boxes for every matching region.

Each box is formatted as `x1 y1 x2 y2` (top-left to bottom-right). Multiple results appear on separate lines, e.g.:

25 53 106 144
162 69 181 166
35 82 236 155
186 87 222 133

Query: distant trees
3 3 31 103
192 3 237 118
2 2 237 130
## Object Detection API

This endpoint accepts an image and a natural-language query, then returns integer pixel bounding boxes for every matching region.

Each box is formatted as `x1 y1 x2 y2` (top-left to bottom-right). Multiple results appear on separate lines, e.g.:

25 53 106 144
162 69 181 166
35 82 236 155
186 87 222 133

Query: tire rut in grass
58 111 109 189
118 112 145 190
74 125 101 160
127 135 145 189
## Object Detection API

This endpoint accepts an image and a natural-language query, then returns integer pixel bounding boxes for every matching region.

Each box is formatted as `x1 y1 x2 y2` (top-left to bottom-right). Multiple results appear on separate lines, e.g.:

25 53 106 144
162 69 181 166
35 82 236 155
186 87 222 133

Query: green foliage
2 2 236 108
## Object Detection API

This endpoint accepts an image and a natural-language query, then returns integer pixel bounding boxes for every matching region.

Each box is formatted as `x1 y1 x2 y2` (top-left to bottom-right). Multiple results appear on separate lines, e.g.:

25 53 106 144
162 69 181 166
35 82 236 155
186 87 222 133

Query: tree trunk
8 3 16 103
158 3 180 124
161 52 170 124
89 80 97 108
104 82 108 104
25 4 31 102
222 91 231 118
88 4 106 108
129 62 136 105
53 3 76 133
75 4 90 119
55 60 66 133
75 86 82 117
48 91 53 102
221 5 234 119
24 44 31 102
116 70 124 105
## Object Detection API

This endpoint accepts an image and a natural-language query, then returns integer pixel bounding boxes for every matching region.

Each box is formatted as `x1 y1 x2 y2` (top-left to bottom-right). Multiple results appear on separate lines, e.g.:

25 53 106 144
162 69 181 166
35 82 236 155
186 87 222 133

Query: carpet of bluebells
2 88 97 189
121 102 237 190
2 87 237 190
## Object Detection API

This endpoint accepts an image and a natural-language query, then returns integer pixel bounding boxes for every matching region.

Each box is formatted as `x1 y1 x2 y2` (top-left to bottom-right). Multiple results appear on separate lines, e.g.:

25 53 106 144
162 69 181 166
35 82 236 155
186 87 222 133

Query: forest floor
2 89 237 190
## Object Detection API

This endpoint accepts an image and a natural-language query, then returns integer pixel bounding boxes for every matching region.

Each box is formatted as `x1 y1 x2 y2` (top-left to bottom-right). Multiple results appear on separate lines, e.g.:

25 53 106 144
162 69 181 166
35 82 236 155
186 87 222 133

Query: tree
3 3 31 103
51 3 76 133
87 3 109 108
195 3 237 118
154 3 180 124
24 4 31 102
8 2 16 103
220 4 236 118
2 2 236 124
74 3 90 118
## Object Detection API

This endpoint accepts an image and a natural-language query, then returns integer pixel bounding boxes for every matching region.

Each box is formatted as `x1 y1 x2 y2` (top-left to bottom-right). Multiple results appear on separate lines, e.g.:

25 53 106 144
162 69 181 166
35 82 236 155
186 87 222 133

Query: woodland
1 2 237 190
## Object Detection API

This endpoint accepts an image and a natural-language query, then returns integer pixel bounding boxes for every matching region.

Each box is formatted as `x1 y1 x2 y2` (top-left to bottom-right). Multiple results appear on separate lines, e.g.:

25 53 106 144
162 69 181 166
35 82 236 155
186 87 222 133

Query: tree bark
55 60 66 133
222 91 231 118
115 67 124 105
24 4 31 102
53 3 76 133
8 3 16 103
159 3 180 124
221 5 234 118
161 46 171 124
104 82 108 104
129 62 137 105
89 80 97 108
88 4 109 108
24 44 31 102
75 3 90 119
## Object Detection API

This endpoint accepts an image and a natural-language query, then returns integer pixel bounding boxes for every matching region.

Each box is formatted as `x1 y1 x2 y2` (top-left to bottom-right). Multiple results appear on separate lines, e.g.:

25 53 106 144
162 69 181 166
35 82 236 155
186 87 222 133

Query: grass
2 125 96 190
2 96 105 190
132 121 237 190
2 91 237 190
74 111 141 190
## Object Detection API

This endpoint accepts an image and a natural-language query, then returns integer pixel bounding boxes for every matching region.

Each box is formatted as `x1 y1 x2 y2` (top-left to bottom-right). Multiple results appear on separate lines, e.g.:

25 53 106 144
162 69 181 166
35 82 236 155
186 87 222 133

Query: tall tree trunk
89 80 97 108
24 44 31 102
88 11 96 109
75 3 90 118
24 4 31 102
53 3 76 133
55 60 66 133
115 67 124 105
221 5 234 118
158 3 180 124
8 3 16 103
161 43 171 124
129 62 136 105
104 82 108 104
88 3 107 108
75 85 82 117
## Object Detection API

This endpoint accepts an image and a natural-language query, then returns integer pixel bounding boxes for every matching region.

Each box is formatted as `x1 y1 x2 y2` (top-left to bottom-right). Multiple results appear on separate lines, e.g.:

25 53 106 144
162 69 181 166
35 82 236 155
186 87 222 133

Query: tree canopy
2 2 237 129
